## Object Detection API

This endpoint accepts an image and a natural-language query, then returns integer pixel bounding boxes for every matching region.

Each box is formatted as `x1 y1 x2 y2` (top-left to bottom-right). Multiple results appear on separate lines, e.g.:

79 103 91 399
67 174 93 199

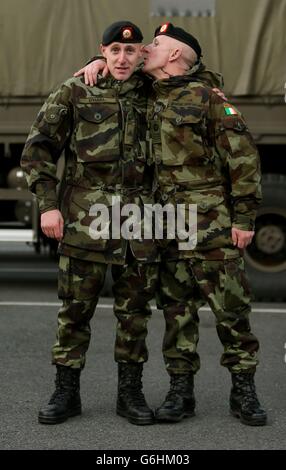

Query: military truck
1 0 286 299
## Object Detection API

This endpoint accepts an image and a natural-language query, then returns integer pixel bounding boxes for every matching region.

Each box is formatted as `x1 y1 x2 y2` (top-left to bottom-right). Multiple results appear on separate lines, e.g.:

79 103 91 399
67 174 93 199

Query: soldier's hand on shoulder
74 60 109 86
212 87 227 101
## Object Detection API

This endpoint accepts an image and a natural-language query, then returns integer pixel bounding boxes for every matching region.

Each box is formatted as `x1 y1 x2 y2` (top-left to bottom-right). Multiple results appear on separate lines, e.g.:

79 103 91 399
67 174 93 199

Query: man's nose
118 51 127 63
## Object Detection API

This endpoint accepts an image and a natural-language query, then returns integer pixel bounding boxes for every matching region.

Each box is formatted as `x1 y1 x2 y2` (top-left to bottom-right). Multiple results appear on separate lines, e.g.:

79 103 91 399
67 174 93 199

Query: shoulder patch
224 104 238 115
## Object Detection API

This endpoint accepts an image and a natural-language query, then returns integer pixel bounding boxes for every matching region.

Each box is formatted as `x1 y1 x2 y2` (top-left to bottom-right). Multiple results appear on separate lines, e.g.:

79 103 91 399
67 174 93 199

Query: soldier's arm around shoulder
21 80 73 213
209 92 262 231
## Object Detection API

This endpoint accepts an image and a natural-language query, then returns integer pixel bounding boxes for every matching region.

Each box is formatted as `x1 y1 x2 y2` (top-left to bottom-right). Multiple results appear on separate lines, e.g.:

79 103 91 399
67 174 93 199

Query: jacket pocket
37 104 68 138
63 188 117 252
161 105 210 166
169 192 232 250
196 194 232 249
75 103 120 162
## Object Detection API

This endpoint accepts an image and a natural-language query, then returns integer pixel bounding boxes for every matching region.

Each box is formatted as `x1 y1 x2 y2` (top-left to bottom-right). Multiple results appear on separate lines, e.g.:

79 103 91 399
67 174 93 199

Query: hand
74 60 109 86
231 227 254 249
41 209 64 241
212 87 227 101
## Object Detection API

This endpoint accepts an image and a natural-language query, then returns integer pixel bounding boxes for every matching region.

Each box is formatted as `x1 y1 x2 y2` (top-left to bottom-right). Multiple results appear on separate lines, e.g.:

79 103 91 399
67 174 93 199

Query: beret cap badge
160 23 169 33
122 28 132 39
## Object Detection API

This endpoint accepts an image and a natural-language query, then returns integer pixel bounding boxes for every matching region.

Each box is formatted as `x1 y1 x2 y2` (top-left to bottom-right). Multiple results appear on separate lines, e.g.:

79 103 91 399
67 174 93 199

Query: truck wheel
244 174 286 301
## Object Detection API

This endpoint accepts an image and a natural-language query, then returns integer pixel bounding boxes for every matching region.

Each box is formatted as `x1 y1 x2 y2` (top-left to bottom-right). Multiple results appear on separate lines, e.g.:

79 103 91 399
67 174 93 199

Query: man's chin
113 73 132 81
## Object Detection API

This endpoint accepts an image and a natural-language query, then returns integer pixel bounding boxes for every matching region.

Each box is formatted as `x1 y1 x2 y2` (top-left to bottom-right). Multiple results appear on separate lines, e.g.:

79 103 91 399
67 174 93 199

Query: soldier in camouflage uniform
141 23 267 426
21 21 159 426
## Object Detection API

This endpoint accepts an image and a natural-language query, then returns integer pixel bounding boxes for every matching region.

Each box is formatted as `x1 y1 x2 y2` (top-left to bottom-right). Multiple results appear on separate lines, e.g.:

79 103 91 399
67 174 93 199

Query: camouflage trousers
158 257 259 375
52 255 158 369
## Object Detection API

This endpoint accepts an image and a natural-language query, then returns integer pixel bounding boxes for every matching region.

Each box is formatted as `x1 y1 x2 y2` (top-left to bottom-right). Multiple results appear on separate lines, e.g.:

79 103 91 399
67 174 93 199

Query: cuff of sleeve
34 182 58 213
86 55 105 65
232 214 255 231
37 198 58 214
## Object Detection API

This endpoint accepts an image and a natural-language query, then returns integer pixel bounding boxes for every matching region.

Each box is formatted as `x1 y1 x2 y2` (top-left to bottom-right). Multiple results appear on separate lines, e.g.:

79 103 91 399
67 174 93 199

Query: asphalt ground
0 244 285 452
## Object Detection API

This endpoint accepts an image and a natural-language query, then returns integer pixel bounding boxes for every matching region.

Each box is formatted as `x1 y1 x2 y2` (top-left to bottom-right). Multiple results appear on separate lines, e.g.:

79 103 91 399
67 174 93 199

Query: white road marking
0 301 285 313
0 268 57 273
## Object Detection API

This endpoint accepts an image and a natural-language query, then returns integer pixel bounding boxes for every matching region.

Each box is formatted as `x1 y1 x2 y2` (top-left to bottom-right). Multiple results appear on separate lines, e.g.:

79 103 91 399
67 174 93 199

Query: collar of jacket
97 72 146 95
152 62 224 93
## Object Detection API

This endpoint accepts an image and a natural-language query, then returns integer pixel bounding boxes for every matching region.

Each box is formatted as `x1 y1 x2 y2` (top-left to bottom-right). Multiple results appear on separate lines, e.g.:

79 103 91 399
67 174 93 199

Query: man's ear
138 45 145 56
169 48 182 62
100 44 106 58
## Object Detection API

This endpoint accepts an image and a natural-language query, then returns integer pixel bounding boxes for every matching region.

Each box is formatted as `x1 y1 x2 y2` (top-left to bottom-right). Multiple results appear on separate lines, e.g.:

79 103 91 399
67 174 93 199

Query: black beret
102 21 143 46
154 22 202 59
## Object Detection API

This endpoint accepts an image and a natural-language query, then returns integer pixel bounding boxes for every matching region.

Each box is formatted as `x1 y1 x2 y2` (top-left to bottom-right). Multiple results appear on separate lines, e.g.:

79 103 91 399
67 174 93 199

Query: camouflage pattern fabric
21 73 157 264
53 255 158 368
158 257 259 375
112 250 159 363
52 256 107 368
148 70 262 260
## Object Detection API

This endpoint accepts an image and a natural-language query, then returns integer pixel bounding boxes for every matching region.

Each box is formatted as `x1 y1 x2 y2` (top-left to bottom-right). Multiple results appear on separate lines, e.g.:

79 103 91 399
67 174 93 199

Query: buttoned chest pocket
161 105 210 166
37 104 68 139
75 103 120 162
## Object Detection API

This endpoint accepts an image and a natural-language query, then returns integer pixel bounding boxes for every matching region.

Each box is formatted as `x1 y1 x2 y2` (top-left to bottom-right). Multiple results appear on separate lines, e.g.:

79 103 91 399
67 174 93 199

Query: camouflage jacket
148 67 262 260
21 74 158 264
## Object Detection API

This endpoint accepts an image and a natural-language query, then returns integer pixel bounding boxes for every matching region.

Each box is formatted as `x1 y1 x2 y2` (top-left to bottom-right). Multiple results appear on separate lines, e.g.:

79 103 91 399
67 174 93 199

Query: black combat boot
116 363 154 425
230 372 267 426
155 374 195 422
38 365 82 424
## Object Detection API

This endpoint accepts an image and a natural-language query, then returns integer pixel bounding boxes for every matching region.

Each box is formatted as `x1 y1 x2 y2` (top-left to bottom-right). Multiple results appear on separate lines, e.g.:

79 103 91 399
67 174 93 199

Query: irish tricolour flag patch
224 105 238 115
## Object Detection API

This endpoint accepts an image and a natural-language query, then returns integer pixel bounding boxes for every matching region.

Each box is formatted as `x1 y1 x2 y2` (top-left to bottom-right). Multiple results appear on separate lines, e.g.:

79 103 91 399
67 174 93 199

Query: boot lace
240 383 261 411
233 375 262 412
120 366 147 406
49 376 68 405
165 375 192 402
49 368 79 405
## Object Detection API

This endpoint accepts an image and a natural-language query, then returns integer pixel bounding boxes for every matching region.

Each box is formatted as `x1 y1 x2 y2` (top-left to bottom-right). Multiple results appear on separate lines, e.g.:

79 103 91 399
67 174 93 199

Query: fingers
242 235 254 248
102 64 109 78
237 238 245 249
74 66 95 85
41 226 53 239
40 211 64 241
85 69 94 86
74 67 85 77
232 228 254 249
212 87 227 101
239 232 254 249
53 217 64 241
41 224 62 241
232 228 239 246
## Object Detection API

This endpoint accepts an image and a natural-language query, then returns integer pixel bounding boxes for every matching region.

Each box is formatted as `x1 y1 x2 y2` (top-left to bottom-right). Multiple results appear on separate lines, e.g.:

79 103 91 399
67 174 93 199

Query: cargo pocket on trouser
191 258 252 319
58 256 107 300
53 256 107 368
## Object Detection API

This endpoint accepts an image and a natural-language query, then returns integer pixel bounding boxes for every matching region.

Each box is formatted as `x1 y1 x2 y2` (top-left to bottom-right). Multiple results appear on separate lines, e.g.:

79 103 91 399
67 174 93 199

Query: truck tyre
244 174 286 301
